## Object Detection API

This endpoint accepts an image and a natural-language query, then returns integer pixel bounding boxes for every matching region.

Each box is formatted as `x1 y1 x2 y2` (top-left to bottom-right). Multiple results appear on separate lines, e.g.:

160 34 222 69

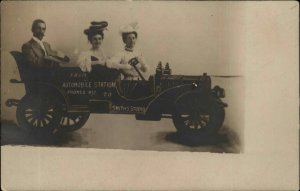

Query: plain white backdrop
1 1 245 73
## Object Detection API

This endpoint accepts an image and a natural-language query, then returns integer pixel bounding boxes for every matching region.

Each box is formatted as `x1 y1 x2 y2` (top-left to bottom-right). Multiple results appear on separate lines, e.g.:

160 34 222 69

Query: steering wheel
128 57 146 81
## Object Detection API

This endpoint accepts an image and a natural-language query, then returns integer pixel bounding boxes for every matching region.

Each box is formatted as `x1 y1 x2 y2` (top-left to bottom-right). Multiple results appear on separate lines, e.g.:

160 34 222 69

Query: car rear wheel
58 112 90 132
16 94 63 135
172 92 225 135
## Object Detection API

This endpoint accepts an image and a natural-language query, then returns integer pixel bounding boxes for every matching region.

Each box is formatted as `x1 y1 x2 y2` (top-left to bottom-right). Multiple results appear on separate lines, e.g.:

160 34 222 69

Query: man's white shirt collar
32 36 43 43
32 36 48 56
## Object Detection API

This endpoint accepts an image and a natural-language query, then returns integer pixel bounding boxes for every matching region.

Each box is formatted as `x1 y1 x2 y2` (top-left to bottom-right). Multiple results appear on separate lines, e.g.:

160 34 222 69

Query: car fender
145 84 208 115
33 82 72 110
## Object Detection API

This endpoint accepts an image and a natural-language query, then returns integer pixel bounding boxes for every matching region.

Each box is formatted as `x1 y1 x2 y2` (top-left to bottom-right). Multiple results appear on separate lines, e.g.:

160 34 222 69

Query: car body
7 51 227 136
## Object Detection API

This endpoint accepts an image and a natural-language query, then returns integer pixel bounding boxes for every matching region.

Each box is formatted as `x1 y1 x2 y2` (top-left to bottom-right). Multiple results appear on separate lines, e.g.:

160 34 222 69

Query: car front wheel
172 92 225 135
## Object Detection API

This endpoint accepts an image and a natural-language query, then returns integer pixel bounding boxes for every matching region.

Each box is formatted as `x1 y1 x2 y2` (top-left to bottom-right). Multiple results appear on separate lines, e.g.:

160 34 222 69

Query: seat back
10 51 40 93
10 51 32 83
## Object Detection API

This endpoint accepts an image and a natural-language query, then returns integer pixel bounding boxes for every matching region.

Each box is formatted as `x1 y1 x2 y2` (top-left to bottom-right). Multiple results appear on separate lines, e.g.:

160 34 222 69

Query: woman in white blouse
78 21 128 72
107 22 149 80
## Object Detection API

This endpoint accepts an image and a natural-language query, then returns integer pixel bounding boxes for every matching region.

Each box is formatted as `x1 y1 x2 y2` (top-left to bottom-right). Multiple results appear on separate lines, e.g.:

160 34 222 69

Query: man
22 19 69 69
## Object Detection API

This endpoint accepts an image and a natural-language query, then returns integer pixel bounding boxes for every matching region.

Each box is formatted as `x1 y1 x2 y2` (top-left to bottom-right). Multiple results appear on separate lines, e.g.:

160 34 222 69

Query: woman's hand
124 63 132 70
137 56 144 64
91 58 106 66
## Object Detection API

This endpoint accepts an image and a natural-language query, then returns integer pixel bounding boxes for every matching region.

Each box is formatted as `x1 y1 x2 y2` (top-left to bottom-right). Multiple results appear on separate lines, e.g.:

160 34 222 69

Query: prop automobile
6 51 227 136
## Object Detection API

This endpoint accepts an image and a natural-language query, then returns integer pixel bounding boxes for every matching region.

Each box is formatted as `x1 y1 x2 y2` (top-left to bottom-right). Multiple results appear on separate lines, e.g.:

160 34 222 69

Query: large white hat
119 22 139 35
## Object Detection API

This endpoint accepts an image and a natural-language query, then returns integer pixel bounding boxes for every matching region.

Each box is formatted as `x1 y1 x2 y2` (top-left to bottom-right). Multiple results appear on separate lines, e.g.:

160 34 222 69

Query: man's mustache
36 32 44 36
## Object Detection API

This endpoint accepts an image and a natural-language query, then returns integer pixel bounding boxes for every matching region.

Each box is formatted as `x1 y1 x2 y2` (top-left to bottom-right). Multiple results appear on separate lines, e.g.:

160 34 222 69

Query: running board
161 114 173 118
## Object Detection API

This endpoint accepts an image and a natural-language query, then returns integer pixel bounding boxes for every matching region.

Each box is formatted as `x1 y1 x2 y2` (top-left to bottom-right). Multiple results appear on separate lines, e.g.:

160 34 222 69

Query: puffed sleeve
106 52 130 70
106 52 120 68
77 51 92 72
137 52 149 72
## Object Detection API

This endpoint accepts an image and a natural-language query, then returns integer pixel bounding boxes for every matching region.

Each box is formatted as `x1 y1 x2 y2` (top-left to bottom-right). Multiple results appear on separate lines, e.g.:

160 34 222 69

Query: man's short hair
31 19 46 32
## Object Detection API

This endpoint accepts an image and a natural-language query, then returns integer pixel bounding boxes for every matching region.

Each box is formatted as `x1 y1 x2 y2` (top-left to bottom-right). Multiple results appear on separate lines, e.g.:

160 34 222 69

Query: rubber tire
16 94 63 135
58 112 90 132
172 93 225 136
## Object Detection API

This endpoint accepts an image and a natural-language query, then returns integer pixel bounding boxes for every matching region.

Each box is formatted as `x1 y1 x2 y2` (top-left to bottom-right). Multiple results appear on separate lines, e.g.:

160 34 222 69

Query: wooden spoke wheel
59 112 90 132
16 94 63 134
172 92 225 135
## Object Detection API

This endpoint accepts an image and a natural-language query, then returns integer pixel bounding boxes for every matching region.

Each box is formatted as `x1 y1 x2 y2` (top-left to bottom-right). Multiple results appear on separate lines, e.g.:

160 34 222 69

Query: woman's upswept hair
122 32 138 43
87 31 104 42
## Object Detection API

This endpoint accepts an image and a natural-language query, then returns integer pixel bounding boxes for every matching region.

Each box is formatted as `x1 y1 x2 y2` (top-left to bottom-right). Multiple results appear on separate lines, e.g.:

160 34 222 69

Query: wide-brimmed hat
119 22 139 35
84 21 108 35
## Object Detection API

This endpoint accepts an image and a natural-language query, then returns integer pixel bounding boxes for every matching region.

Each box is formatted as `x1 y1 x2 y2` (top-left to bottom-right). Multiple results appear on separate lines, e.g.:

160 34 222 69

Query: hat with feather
84 21 108 36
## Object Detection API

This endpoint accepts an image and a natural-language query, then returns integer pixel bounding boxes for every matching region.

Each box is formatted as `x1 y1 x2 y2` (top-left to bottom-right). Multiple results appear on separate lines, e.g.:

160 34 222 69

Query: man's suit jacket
21 38 58 68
